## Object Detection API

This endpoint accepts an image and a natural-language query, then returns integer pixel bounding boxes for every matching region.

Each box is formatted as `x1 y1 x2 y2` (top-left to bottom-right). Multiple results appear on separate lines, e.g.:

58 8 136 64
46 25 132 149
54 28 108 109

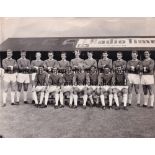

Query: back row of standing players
0 49 154 110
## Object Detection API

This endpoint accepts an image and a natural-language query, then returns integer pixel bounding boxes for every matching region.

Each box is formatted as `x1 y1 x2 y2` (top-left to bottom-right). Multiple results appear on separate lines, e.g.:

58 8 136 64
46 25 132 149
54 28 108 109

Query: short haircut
117 51 123 55
7 49 12 53
132 50 138 54
87 51 93 54
90 65 96 69
48 51 54 54
38 65 44 68
36 52 41 55
102 51 108 54
21 50 26 53
74 50 81 54
144 50 150 54
61 52 66 55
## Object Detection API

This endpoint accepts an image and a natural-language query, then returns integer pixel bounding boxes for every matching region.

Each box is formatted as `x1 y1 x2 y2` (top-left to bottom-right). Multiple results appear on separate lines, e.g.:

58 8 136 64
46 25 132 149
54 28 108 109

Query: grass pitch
0 78 155 138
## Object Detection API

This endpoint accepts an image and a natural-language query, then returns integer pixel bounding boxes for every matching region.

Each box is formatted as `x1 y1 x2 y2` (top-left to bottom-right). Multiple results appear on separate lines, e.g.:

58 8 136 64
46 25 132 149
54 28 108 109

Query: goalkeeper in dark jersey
112 66 129 110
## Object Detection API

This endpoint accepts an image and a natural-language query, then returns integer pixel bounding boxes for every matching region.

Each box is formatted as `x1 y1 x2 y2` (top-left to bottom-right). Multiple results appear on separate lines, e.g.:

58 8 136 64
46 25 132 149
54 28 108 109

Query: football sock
55 93 59 106
89 95 94 105
11 91 15 103
16 91 20 102
100 94 105 106
2 92 7 104
150 94 154 107
32 92 38 104
114 94 119 107
69 93 73 106
83 94 88 106
73 94 78 106
59 92 64 105
128 93 132 104
144 95 149 106
23 91 27 102
109 94 113 107
96 96 99 104
123 94 128 107
136 93 140 105
39 92 44 104
44 92 49 106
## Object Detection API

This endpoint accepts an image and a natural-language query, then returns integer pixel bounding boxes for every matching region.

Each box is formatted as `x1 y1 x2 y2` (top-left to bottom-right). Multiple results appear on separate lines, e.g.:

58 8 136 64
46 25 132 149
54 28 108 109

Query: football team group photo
0 49 154 110
1 18 155 138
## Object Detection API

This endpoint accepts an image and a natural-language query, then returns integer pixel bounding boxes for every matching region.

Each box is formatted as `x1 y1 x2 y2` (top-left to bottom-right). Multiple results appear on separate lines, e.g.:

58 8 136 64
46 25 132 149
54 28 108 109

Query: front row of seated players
32 64 129 110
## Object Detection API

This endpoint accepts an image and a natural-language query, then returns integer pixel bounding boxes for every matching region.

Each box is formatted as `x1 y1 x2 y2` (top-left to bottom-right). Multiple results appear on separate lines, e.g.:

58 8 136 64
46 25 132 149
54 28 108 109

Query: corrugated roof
1 36 155 51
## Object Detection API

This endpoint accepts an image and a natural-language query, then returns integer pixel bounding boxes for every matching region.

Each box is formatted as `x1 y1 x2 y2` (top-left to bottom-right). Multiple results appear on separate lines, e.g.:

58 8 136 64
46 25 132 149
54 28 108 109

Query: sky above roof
0 17 155 43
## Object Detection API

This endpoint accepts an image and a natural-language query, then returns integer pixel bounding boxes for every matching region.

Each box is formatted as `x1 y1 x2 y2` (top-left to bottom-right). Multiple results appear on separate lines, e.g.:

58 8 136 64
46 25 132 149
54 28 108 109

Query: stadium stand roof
1 36 155 51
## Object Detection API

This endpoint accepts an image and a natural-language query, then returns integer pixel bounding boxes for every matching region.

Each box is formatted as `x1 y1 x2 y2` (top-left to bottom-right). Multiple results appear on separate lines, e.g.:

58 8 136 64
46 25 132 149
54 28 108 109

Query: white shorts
90 86 97 91
17 73 30 83
128 74 141 85
35 86 46 92
75 85 87 91
48 86 60 93
100 85 111 91
141 75 154 85
61 85 73 92
112 86 128 91
31 73 36 81
0 68 4 77
3 73 17 83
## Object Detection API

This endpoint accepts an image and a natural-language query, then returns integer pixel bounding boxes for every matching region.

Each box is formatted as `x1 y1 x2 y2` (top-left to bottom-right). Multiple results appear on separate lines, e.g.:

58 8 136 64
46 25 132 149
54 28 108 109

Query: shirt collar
132 58 138 61
145 58 151 61
103 58 108 61
117 59 123 61
7 57 12 60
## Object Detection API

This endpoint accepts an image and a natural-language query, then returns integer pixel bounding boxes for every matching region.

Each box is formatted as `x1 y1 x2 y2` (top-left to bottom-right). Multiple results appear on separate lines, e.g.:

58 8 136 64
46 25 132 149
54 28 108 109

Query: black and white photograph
1 17 155 138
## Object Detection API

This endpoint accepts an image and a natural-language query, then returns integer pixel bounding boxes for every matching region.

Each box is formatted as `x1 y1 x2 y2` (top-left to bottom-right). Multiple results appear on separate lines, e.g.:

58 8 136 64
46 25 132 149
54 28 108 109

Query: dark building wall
1 50 155 68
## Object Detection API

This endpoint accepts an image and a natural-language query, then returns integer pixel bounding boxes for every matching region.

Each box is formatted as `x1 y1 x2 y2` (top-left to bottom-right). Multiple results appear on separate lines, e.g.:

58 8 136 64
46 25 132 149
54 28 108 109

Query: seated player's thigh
95 87 101 96
80 86 87 94
112 88 119 94
121 88 128 94
73 86 80 94
62 86 73 93
35 86 46 92
87 87 94 96
48 86 60 93
107 87 113 94
100 86 106 94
